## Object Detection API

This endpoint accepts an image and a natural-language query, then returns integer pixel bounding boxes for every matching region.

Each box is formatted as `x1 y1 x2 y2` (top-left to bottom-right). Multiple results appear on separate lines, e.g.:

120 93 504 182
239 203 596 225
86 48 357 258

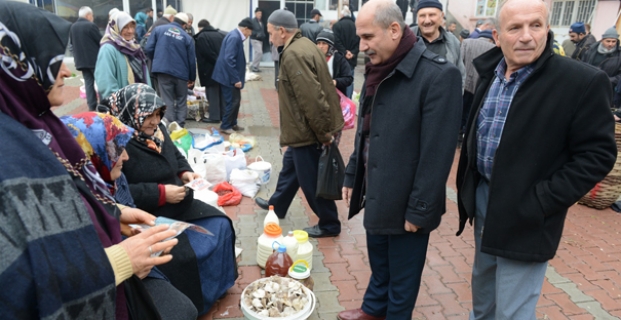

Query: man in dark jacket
143 5 177 93
195 19 226 123
69 6 101 111
250 8 265 73
569 21 597 61
254 9 344 238
338 1 462 319
582 27 621 110
145 7 154 31
212 18 254 134
145 12 196 127
333 7 360 98
457 1 616 318
300 8 324 42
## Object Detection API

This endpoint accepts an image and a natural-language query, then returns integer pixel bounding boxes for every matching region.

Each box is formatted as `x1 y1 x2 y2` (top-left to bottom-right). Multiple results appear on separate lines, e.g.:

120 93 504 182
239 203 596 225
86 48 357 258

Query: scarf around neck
101 11 149 83
598 42 616 55
364 27 416 96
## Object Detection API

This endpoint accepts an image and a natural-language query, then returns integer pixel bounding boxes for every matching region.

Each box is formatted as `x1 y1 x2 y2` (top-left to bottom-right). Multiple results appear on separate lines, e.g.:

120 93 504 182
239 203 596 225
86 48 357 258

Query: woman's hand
118 225 179 279
165 184 186 204
120 207 156 237
181 171 202 184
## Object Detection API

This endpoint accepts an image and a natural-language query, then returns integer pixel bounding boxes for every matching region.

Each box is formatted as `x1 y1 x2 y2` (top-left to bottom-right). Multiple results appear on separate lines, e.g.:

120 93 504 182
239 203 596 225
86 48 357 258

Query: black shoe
202 118 220 124
251 68 262 73
255 197 270 210
232 125 245 132
303 225 339 238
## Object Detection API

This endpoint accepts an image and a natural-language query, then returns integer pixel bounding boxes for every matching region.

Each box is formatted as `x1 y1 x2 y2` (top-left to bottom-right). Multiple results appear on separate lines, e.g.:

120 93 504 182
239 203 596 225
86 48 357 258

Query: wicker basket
577 122 621 209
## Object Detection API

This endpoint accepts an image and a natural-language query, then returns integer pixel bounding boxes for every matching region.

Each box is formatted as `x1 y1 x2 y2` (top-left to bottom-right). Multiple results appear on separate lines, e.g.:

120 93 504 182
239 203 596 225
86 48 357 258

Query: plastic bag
170 127 193 157
337 89 356 130
203 153 227 185
212 182 242 206
187 149 207 179
191 131 224 153
230 169 260 198
316 145 345 200
223 148 247 181
229 133 256 152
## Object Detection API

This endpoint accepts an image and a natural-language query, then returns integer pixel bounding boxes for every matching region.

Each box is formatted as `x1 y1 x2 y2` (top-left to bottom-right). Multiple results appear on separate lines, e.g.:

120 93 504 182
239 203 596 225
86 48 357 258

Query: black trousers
268 145 340 234
205 84 224 121
81 68 98 111
221 85 241 130
462 90 475 133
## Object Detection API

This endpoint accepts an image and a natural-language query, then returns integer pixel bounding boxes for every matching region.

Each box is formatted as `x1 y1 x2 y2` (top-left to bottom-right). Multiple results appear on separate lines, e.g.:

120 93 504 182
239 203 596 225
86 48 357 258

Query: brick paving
55 61 621 319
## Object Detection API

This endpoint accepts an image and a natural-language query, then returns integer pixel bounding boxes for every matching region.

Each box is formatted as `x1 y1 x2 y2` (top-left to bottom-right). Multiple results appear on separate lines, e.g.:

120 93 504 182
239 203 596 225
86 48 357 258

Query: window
550 0 597 27
285 0 314 27
576 0 596 24
551 2 563 26
475 0 498 17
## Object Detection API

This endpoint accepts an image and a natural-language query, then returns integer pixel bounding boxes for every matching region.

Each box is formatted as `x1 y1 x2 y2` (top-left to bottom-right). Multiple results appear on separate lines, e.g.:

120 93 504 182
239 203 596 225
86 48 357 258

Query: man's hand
165 185 186 204
323 133 334 146
615 114 620 122
342 187 352 208
187 81 195 89
181 171 202 184
333 80 337 86
404 220 420 233
234 82 242 89
346 50 354 60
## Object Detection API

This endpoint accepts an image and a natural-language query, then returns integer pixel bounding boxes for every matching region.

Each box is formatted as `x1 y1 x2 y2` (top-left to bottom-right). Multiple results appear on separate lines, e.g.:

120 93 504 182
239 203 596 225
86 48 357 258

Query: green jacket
277 31 344 147
95 43 151 100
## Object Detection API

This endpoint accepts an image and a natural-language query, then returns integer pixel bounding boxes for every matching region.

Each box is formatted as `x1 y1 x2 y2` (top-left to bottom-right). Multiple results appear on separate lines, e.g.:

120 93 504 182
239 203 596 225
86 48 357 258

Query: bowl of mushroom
241 276 316 319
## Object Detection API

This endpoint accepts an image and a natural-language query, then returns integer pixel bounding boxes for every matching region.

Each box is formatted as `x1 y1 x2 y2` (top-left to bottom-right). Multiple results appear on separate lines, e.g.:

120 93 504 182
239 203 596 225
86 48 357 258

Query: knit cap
316 30 335 46
417 0 443 11
175 12 189 24
268 9 298 29
164 5 177 16
602 27 619 40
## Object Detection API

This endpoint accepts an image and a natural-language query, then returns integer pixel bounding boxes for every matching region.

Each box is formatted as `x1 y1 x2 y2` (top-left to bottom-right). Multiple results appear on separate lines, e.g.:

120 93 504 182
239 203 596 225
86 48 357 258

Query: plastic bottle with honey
264 243 293 277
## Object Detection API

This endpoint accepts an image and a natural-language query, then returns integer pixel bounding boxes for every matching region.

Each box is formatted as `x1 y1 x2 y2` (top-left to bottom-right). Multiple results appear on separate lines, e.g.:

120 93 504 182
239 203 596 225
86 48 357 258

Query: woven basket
578 122 621 209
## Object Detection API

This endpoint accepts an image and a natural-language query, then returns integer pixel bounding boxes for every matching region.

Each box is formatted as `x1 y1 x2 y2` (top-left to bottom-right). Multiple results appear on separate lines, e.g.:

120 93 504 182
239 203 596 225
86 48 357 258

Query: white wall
447 0 476 31
591 1 619 42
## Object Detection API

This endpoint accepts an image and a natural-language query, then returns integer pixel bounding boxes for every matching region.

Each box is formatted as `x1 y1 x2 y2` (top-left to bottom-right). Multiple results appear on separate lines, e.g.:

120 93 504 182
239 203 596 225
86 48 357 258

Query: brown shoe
232 125 245 132
337 308 385 320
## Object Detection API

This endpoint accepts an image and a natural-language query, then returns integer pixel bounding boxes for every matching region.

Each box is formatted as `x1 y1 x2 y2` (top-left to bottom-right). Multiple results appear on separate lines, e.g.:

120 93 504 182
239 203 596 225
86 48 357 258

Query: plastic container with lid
263 205 279 227
282 230 299 261
293 230 314 271
265 243 293 277
288 260 315 291
256 223 284 268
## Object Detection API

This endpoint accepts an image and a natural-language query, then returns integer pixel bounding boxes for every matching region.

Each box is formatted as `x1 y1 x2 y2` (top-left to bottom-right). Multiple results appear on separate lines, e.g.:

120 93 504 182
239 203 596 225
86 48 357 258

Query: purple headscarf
101 11 149 83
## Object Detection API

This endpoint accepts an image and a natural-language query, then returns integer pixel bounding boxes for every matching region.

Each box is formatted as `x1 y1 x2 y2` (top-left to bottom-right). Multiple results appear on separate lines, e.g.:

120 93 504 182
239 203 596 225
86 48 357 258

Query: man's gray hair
495 0 549 31
341 7 351 17
186 13 193 21
372 1 406 31
78 6 92 18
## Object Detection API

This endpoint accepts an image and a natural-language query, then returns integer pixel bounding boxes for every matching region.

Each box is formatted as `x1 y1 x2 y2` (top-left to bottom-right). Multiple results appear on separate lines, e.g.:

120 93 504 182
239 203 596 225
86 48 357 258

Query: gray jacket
410 26 465 88
460 37 495 94
300 20 323 42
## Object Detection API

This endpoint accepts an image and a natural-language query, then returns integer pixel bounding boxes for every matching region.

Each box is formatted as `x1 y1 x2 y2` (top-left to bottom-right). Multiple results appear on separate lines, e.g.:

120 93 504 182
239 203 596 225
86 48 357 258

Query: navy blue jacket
212 28 246 88
145 22 196 81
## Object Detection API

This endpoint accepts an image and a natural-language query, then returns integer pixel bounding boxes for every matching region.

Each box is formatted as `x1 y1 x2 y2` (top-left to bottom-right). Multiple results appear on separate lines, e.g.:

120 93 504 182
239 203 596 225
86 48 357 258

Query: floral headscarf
62 112 134 183
105 83 166 151
100 11 149 83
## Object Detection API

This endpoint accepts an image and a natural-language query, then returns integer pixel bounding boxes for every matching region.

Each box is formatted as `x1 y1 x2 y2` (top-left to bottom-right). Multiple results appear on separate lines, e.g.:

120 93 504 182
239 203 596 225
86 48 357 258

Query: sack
187 149 207 179
203 153 227 185
213 182 243 206
247 156 272 185
124 275 162 320
337 89 356 130
316 145 345 200
230 169 260 198
223 148 247 181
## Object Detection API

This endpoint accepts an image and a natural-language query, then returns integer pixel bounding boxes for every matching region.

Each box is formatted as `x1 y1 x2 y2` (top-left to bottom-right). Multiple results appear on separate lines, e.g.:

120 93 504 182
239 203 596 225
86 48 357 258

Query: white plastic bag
230 169 259 198
203 153 227 185
223 148 246 181
187 149 206 179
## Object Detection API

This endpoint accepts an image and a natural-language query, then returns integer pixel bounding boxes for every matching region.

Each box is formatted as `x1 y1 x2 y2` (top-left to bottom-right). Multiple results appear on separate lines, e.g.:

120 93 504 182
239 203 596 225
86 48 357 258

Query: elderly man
145 12 196 127
333 7 360 98
69 6 101 111
212 18 254 134
411 0 465 87
569 21 597 61
195 19 226 123
250 8 265 73
456 0 616 319
338 0 462 319
254 9 344 238
583 27 621 111
300 8 324 42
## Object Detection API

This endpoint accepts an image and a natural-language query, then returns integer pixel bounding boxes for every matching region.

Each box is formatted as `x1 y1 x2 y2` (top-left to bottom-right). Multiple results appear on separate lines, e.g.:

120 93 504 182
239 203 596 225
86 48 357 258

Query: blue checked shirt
477 58 534 181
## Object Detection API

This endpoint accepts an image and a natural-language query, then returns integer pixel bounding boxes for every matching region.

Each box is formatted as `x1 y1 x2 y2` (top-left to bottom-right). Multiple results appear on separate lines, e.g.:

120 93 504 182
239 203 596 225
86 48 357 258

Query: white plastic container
263 205 280 227
247 156 272 185
293 230 314 271
282 231 299 262
257 223 284 268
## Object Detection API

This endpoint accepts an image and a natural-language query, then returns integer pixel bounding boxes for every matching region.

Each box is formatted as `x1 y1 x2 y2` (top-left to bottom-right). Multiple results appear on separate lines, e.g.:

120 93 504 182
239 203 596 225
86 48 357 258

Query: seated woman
316 30 353 94
61 112 198 320
96 11 150 100
0 2 177 319
105 83 238 315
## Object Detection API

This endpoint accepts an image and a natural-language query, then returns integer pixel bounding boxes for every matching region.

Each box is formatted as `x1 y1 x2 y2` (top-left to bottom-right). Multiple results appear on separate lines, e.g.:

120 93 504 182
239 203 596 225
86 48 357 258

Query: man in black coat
339 1 462 319
69 6 101 111
456 0 616 318
195 19 226 123
582 27 621 110
332 7 360 98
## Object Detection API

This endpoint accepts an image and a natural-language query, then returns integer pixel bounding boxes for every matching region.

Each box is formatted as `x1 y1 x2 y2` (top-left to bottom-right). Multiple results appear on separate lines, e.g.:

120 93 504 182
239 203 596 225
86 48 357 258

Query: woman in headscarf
61 112 198 320
316 29 353 94
105 83 238 315
95 11 150 100
0 2 178 319
134 11 148 43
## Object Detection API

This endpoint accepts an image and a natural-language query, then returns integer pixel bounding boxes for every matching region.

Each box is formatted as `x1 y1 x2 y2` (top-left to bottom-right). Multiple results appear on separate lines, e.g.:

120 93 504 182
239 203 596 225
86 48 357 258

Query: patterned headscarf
105 83 166 151
62 112 134 183
100 11 149 83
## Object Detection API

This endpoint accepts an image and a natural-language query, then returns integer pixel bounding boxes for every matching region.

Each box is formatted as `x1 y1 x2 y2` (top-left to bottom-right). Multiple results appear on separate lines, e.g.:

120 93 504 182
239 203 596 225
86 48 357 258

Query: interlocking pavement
56 61 621 319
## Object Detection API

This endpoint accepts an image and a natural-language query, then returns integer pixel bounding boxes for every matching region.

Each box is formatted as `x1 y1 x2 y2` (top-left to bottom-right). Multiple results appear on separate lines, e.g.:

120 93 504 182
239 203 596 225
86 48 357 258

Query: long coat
69 17 101 70
457 35 617 262
212 28 246 88
195 26 225 87
343 40 462 235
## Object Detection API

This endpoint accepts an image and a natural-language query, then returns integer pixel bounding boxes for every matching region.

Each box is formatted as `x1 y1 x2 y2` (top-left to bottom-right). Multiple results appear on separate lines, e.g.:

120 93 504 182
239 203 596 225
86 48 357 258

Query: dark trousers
158 73 188 127
274 60 279 90
462 90 475 133
205 84 224 121
362 232 430 318
221 85 241 130
268 145 341 234
81 68 98 111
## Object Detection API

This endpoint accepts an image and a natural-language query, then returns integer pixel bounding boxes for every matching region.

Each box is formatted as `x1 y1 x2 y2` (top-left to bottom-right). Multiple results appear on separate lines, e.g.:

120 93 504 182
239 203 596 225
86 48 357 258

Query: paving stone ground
56 61 621 320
